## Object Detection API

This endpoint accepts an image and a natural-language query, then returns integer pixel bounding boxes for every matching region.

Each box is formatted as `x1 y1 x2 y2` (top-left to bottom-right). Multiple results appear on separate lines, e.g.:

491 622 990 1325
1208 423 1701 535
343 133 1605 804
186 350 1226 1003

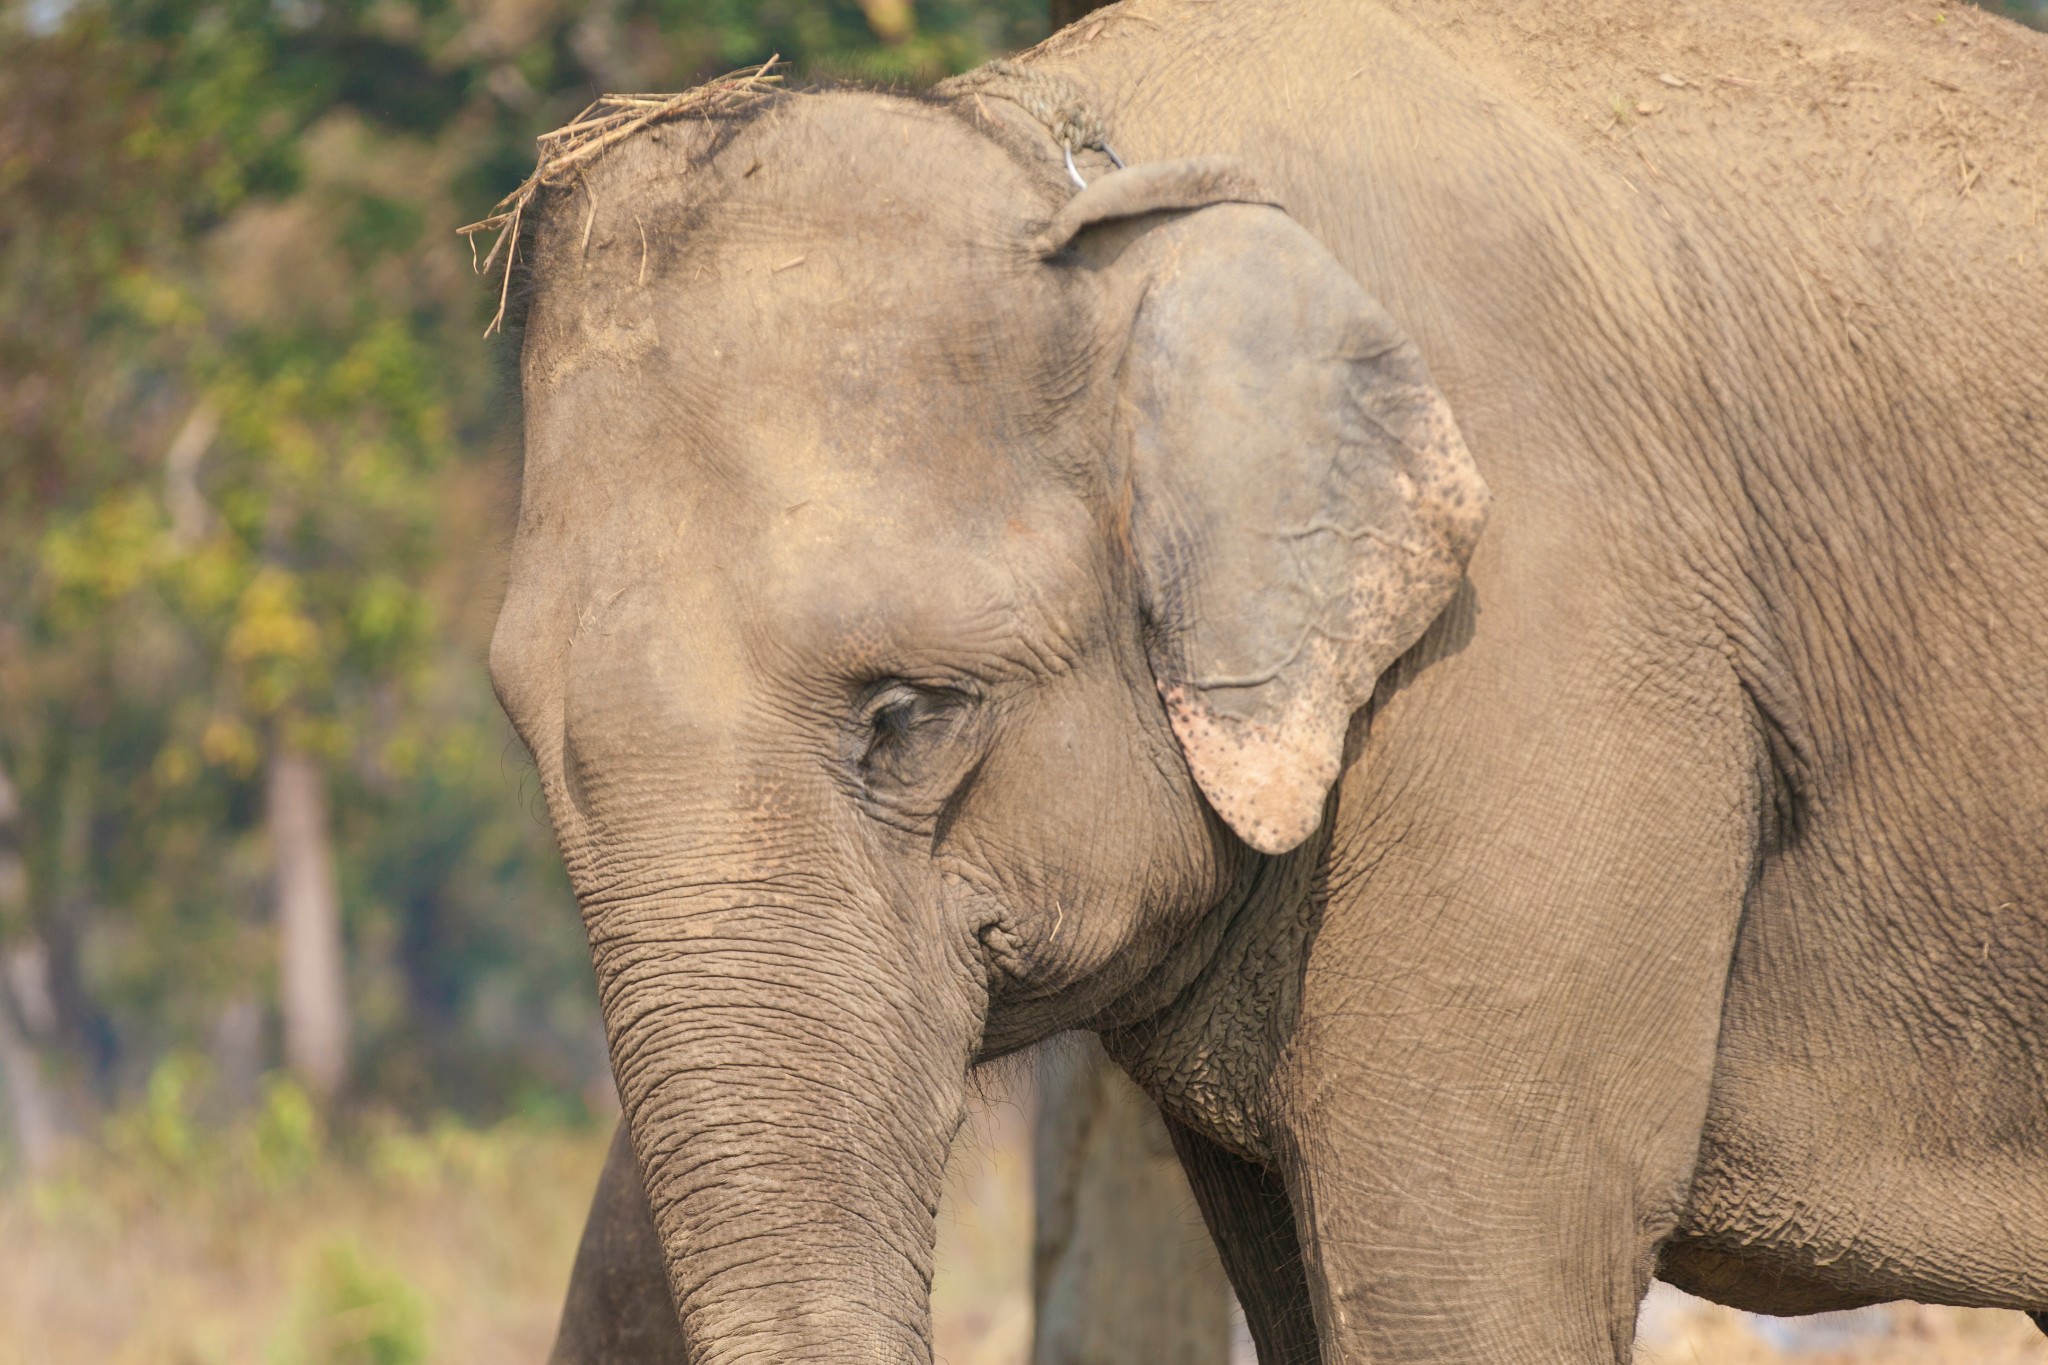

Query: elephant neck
1092 825 1330 1165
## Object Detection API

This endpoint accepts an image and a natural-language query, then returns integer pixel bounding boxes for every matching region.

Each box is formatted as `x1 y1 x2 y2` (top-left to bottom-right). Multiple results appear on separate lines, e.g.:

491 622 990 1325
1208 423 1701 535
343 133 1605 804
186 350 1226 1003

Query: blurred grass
0 1102 605 1364
0 1075 1036 1365
3 1065 2040 1365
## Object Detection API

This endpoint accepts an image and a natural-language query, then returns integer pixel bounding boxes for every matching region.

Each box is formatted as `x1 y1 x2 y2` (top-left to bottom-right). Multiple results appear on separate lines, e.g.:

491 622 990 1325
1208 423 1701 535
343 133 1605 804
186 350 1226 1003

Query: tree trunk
0 763 62 1173
268 743 349 1100
46 739 114 1096
211 992 265 1115
1032 1035 1233 1365
0 982 60 1175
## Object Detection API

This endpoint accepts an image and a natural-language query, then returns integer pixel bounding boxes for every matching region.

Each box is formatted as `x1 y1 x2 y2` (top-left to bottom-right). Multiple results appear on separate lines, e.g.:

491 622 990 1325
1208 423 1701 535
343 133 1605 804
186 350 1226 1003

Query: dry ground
1636 1284 2047 1365
0 1102 2039 1364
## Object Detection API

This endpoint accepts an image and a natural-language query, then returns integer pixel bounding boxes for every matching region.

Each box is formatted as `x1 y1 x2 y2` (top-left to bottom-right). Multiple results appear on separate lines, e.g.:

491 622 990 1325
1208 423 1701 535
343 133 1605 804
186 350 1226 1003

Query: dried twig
458 56 786 336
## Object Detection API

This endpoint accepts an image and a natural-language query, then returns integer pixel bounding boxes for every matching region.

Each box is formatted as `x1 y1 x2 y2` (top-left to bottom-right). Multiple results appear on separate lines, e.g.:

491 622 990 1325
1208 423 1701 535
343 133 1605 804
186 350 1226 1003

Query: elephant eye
849 680 981 805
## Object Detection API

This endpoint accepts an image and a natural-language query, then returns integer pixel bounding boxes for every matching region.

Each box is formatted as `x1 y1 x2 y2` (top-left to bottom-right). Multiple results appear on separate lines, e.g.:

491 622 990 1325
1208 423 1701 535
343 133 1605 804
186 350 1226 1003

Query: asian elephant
488 0 2048 1360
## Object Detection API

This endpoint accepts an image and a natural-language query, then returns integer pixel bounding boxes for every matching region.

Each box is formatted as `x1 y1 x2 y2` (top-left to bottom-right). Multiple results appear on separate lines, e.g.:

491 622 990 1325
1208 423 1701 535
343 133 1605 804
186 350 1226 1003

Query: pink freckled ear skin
1159 683 1340 856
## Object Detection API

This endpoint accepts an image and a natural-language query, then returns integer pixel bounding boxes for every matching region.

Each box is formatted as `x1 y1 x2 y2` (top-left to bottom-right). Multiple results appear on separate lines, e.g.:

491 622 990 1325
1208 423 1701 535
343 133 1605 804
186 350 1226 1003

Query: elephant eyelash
866 689 926 743
858 684 971 756
855 675 978 721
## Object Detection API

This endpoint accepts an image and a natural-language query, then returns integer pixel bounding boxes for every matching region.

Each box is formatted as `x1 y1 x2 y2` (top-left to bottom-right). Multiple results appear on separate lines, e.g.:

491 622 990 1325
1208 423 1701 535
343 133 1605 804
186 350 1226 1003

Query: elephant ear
1049 160 1489 855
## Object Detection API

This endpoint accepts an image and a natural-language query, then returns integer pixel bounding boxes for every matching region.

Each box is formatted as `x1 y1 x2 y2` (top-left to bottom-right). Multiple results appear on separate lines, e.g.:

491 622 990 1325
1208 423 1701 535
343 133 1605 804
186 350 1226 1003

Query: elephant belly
1669 824 2048 1315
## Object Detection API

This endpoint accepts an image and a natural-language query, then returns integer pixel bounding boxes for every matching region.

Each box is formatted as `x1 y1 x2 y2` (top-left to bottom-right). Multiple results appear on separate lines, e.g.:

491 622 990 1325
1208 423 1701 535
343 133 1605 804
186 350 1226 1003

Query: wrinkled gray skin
493 0 2048 1359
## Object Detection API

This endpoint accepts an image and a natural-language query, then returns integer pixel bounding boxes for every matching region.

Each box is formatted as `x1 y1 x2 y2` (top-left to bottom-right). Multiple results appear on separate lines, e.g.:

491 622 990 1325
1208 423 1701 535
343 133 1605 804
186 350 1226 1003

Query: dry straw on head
459 57 786 336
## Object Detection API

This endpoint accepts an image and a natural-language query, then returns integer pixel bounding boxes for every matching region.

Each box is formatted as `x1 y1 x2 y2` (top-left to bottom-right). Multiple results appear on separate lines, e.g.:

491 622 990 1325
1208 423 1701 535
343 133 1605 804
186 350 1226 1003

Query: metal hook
1065 142 1127 190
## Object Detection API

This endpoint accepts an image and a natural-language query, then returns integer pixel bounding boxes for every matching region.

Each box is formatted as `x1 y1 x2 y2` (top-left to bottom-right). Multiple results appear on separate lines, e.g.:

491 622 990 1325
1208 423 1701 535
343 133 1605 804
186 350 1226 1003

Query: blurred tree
1033 1037 1233 1365
1048 0 1112 30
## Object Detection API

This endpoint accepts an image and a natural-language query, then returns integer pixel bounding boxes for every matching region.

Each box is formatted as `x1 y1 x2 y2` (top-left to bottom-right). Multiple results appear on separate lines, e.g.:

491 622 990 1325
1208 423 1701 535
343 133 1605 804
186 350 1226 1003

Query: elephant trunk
587 884 973 1364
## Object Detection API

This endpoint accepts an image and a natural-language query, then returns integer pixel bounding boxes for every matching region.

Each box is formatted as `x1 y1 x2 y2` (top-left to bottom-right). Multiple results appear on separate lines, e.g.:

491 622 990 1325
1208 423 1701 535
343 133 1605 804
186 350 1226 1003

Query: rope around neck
937 58 1120 179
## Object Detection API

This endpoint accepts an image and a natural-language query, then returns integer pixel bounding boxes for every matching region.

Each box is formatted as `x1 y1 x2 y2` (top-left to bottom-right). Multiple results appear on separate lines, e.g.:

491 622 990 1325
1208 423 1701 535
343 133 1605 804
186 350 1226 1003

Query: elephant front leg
1279 1090 1670 1363
1266 845 1745 1365
550 1121 685 1365
1165 1115 1323 1364
1268 714 1757 1357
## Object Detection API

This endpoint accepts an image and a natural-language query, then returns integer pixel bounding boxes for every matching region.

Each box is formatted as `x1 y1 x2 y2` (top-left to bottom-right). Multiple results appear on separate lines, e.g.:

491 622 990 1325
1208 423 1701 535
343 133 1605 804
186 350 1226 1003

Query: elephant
485 0 2048 1359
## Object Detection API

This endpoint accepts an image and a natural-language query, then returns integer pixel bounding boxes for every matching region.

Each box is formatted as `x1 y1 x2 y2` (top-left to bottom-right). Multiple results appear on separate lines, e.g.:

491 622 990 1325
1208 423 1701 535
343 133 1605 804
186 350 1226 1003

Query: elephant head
489 88 1485 1361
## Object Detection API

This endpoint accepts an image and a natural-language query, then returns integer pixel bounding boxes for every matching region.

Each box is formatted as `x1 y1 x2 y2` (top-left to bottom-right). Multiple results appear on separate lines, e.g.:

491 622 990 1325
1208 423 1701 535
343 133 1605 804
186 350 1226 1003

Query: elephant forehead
684 262 1074 450
520 273 1066 523
506 355 1101 734
682 469 1096 677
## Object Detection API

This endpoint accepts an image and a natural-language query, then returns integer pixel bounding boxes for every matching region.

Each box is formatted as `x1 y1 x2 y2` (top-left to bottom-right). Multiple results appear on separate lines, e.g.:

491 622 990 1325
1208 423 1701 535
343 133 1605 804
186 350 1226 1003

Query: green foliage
254 1073 328 1187
6 1117 613 1361
108 1049 211 1175
99 1051 325 1195
1976 0 2048 27
275 1239 430 1365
